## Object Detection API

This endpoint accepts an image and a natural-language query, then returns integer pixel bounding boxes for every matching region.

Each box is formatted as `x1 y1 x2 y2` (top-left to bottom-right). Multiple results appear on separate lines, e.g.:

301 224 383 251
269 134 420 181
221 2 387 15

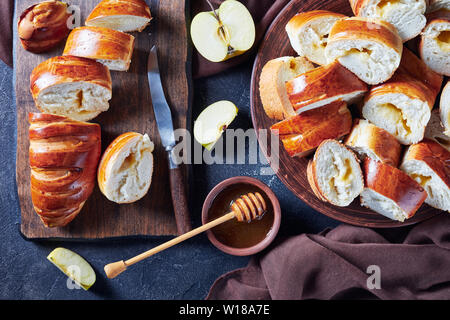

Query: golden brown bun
325 17 403 84
345 119 402 167
361 157 427 221
30 55 112 121
98 132 154 204
401 139 450 211
18 1 71 53
286 61 367 114
259 56 314 120
63 26 135 71
86 0 152 32
420 9 450 76
271 101 352 157
307 139 364 207
362 48 442 145
349 0 427 41
441 81 450 136
29 113 101 227
285 10 346 65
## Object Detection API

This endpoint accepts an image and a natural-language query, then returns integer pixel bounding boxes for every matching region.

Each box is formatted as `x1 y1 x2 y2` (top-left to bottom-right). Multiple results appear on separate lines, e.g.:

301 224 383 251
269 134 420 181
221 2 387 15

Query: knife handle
169 165 192 234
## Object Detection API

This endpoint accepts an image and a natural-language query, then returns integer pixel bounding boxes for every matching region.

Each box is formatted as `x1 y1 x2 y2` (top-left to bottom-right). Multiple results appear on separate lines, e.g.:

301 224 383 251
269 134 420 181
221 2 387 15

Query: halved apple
194 100 238 150
190 0 255 62
47 247 96 290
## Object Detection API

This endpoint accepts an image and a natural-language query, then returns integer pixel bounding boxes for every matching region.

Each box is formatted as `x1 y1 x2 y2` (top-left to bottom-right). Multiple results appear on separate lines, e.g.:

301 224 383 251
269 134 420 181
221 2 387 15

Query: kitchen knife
147 45 192 235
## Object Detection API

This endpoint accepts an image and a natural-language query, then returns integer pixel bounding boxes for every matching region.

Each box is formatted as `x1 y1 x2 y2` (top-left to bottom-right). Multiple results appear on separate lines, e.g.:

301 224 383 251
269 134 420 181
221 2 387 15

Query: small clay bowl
201 176 281 256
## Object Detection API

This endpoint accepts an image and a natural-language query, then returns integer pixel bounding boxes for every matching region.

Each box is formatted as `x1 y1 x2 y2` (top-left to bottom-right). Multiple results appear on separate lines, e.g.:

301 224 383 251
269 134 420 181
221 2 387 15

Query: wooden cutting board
250 0 440 228
15 0 192 239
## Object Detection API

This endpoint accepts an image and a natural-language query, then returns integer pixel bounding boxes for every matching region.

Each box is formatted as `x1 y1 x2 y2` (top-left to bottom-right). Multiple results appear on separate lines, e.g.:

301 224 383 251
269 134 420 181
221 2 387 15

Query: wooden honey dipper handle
104 192 266 279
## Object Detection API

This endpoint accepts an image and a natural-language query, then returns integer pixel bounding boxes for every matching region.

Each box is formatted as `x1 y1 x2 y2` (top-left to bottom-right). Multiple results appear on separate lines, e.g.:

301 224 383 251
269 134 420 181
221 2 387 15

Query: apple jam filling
410 173 432 187
436 30 450 52
344 48 373 63
328 158 354 196
376 0 400 15
377 103 411 136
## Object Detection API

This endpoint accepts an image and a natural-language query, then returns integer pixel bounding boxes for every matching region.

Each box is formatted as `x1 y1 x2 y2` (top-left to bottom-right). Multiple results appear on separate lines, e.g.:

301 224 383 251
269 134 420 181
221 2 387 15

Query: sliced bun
63 26 135 71
420 9 450 76
86 0 152 32
425 109 450 151
349 0 427 41
98 132 154 204
440 81 450 136
286 61 367 114
18 1 71 53
30 56 112 121
361 157 427 222
345 119 402 167
307 139 364 206
286 10 346 65
427 0 450 13
362 49 442 145
259 56 314 120
401 139 450 212
325 17 403 85
271 101 352 157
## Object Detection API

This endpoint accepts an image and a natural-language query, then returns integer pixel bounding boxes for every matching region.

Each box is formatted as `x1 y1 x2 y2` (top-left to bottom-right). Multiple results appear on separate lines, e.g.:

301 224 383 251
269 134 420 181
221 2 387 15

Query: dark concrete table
0 59 339 299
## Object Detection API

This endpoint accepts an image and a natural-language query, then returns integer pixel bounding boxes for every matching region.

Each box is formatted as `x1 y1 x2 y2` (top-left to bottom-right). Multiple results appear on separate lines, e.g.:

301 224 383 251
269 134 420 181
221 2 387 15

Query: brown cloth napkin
191 0 290 78
207 214 450 299
0 0 13 67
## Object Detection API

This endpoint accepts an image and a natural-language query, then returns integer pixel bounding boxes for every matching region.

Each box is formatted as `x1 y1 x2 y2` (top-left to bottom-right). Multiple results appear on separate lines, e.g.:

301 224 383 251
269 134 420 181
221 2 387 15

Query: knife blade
147 46 176 150
147 45 192 234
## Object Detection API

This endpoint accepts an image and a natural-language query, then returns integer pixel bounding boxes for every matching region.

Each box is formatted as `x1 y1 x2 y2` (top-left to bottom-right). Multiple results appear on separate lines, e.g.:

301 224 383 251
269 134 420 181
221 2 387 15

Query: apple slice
190 0 255 62
47 247 96 290
194 100 238 150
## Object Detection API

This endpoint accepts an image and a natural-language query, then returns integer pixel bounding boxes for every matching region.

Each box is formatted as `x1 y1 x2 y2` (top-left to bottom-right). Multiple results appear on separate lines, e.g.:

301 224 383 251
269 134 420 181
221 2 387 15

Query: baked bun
360 157 427 222
271 101 352 157
349 0 427 41
18 1 71 53
286 10 346 65
362 49 442 145
286 61 367 114
29 113 101 227
63 26 135 71
307 139 364 206
441 81 450 136
86 0 152 32
420 9 450 76
440 80 450 133
98 132 154 204
425 109 450 151
30 56 112 121
325 17 403 85
401 140 450 212
345 119 402 167
427 0 450 13
259 56 314 120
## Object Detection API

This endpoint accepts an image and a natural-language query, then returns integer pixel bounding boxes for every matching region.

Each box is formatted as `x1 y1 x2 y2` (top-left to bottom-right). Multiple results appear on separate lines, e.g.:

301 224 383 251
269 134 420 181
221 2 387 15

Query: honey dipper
104 192 267 279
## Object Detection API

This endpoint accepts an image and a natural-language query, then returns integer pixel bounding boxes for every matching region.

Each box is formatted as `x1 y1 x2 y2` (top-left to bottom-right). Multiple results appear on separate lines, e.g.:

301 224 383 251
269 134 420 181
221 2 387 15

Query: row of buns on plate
22 0 155 227
259 2 450 222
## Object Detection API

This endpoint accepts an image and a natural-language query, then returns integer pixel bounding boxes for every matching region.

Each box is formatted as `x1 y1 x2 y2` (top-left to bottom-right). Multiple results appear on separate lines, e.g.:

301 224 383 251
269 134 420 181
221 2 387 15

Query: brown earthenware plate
250 0 440 227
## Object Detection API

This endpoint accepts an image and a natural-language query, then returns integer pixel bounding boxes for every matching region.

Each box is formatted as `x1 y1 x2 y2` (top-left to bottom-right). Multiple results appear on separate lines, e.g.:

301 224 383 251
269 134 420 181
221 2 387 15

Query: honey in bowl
207 183 274 249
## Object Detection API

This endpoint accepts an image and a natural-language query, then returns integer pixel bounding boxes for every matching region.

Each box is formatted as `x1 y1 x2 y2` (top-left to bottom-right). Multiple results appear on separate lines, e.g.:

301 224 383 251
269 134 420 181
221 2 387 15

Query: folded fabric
207 214 450 299
191 0 290 79
0 0 13 67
